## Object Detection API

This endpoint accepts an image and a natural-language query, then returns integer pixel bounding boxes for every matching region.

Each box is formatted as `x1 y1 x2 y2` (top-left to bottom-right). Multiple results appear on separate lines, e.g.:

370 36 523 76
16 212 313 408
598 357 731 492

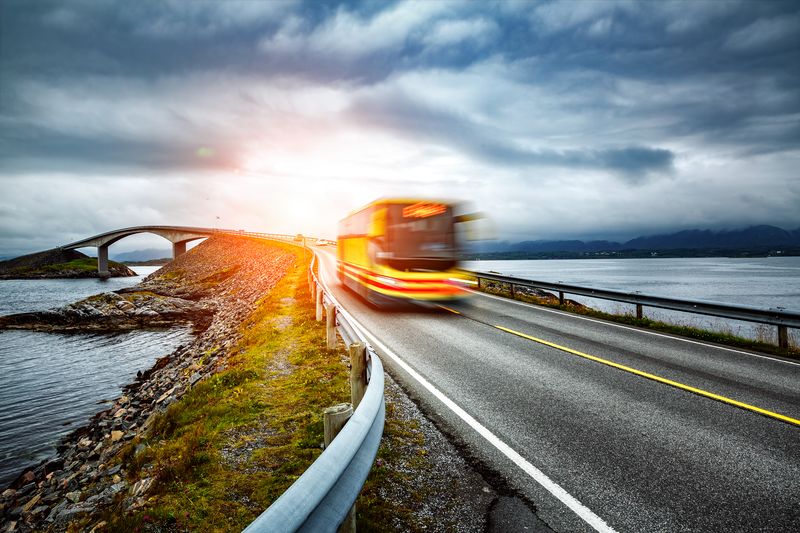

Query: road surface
316 248 800 533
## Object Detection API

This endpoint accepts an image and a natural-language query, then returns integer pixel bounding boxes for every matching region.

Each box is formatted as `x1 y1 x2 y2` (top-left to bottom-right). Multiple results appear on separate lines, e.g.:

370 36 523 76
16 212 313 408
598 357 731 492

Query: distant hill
0 249 135 279
467 225 800 258
111 248 172 262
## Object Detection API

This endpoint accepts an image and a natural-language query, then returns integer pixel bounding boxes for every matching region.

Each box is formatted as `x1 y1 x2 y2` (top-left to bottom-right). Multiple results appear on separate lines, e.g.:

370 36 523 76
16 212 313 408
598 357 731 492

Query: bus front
368 201 471 302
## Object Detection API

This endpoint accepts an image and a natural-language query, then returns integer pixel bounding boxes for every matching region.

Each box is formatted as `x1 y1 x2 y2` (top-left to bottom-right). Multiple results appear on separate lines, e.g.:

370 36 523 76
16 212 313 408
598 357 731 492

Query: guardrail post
326 303 337 349
778 325 789 350
349 343 367 409
636 304 643 320
323 403 356 533
316 285 323 321
558 291 564 305
477 277 482 290
510 283 516 299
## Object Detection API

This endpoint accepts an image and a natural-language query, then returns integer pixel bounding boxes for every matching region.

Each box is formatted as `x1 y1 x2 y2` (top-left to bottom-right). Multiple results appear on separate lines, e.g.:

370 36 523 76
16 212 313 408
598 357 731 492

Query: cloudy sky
1 0 799 256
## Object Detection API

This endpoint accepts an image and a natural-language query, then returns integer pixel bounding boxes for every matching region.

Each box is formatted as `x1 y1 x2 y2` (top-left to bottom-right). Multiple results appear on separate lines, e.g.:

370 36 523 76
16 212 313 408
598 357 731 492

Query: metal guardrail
468 270 800 349
244 242 385 532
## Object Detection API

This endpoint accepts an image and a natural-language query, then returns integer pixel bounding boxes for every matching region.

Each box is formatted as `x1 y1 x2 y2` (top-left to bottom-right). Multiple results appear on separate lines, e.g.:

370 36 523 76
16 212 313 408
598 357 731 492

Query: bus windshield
384 203 457 271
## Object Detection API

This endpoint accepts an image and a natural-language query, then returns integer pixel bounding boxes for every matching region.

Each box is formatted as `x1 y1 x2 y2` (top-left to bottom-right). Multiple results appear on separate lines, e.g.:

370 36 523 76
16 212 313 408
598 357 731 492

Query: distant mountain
111 248 172 262
624 225 800 250
468 225 800 256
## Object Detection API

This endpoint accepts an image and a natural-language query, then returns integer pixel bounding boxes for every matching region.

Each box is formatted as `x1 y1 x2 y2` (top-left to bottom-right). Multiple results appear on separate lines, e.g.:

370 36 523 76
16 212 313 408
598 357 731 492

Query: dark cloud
347 93 674 180
0 0 798 251
0 124 239 175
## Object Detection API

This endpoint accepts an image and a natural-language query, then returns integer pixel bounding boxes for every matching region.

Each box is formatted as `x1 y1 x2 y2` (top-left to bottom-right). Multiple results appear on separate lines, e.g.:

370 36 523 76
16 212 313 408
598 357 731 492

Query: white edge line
316 252 617 533
472 289 800 367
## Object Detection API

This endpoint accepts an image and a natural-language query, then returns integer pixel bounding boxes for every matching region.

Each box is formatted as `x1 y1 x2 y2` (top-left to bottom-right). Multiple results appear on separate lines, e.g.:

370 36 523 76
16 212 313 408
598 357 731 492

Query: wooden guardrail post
316 285 323 321
636 304 643 320
509 283 515 299
323 403 356 533
778 325 788 350
558 291 564 305
349 343 367 409
326 303 337 349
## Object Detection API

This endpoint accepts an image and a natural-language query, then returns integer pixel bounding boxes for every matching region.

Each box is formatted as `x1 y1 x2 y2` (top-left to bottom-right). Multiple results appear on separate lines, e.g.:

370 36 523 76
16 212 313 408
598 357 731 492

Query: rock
189 372 203 386
56 502 94 521
65 491 81 503
21 492 41 513
17 483 35 497
2 488 15 498
105 464 122 476
45 500 67 522
31 504 49 516
110 430 124 442
116 300 135 311
113 408 127 419
89 521 108 533
130 477 154 498
21 471 35 484
155 386 176 404
77 437 93 449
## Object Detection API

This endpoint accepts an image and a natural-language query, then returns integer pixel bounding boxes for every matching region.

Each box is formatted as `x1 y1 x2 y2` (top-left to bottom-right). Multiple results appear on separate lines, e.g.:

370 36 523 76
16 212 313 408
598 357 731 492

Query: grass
74 246 445 532
84 251 349 531
476 279 800 359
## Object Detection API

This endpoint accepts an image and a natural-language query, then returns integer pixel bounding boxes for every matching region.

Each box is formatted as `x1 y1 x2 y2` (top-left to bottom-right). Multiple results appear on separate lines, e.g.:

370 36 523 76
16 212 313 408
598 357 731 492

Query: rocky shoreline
0 235 295 532
0 291 214 332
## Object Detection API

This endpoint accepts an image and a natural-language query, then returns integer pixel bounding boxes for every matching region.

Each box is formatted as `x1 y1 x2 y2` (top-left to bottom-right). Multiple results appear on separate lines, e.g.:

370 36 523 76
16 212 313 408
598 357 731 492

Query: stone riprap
0 235 296 532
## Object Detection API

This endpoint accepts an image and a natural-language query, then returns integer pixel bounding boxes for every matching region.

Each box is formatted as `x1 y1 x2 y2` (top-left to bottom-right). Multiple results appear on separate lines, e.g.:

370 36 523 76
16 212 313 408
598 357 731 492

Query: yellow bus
337 198 472 305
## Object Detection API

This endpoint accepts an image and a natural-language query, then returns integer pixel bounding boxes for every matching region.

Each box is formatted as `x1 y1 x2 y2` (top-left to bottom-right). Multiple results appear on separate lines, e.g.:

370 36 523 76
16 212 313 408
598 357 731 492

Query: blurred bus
337 199 473 305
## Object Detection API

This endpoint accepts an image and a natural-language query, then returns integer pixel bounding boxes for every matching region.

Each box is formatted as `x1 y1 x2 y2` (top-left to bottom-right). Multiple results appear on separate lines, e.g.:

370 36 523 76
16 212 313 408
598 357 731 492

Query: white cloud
422 18 499 48
131 0 297 38
724 15 800 51
530 0 636 33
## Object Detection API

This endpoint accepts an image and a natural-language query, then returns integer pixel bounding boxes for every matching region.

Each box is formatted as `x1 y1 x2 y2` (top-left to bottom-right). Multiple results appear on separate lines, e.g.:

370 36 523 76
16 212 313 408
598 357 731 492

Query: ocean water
0 266 193 487
462 257 800 342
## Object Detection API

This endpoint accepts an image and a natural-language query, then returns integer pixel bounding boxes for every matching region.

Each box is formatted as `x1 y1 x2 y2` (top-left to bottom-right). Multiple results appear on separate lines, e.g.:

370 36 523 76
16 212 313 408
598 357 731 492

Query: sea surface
0 267 194 487
462 256 800 342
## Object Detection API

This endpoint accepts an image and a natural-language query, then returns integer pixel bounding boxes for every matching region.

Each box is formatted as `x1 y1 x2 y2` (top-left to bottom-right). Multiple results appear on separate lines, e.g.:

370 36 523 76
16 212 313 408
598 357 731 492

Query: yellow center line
437 305 800 427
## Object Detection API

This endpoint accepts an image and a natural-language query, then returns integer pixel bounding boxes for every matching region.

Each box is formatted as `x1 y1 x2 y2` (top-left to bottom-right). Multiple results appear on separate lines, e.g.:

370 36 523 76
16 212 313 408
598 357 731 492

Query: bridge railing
468 270 800 350
243 238 385 532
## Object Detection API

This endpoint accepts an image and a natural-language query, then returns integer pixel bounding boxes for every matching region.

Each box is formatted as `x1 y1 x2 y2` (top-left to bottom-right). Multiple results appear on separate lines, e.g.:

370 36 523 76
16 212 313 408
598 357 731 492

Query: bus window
385 203 456 271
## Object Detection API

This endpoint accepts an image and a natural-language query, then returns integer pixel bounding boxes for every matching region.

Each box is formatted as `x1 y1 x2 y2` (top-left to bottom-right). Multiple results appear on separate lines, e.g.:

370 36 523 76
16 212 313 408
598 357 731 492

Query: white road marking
472 289 800 367
317 252 618 533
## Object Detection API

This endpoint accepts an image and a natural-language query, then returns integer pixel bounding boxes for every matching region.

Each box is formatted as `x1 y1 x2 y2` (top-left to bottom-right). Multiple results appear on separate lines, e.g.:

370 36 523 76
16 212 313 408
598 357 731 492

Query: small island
0 248 136 279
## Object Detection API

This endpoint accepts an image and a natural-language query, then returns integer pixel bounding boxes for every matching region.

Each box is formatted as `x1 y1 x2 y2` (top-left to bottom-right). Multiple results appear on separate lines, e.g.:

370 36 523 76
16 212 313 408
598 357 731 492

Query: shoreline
0 235 296 531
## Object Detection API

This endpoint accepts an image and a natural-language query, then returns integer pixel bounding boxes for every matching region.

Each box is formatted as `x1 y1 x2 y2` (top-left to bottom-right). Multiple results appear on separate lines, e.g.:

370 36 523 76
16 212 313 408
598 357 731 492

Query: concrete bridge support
97 245 110 278
172 241 187 258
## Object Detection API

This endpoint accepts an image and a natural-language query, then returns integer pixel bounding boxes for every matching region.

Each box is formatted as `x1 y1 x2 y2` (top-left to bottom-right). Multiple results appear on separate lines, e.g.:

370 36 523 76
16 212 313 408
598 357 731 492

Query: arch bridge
61 225 224 277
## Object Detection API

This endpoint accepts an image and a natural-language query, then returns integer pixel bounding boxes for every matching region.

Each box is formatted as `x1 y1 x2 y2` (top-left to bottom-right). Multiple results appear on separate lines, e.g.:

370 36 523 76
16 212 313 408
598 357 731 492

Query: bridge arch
61 226 220 276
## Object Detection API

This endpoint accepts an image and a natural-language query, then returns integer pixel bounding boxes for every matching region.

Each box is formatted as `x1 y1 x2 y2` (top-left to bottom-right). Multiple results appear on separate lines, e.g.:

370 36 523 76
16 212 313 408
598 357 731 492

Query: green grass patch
478 281 799 359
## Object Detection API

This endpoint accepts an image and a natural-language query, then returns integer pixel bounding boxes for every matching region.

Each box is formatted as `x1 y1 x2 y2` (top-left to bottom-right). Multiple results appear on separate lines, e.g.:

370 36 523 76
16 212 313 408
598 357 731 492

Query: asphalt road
316 248 800 533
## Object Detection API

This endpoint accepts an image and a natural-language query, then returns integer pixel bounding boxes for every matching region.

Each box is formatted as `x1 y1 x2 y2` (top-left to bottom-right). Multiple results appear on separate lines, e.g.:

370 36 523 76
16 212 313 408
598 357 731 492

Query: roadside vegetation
74 248 450 532
476 279 799 360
